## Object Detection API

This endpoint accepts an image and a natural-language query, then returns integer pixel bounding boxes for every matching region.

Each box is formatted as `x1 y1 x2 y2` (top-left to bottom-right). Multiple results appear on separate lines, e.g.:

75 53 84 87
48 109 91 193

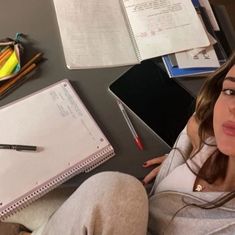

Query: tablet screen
109 60 195 146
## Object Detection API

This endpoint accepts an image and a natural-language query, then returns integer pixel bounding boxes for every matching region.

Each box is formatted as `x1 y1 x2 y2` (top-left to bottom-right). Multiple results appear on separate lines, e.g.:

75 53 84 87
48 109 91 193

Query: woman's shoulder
187 136 216 173
187 114 200 153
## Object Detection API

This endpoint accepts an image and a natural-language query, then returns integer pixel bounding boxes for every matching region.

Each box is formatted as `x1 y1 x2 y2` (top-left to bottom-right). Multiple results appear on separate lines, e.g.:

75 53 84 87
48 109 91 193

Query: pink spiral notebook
0 79 115 220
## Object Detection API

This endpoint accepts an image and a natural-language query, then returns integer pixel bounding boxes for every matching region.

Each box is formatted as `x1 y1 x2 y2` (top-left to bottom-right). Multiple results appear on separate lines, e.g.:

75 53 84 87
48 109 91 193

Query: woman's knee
40 172 149 235
78 171 149 232
80 171 147 200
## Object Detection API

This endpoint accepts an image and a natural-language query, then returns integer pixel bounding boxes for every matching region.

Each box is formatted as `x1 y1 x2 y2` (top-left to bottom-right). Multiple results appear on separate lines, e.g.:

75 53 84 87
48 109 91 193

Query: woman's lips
222 122 235 136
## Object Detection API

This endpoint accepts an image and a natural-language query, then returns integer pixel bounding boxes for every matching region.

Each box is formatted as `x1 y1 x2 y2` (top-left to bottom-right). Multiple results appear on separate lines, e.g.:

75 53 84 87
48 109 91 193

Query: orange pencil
0 48 13 63
0 63 37 94
0 46 10 57
0 52 43 98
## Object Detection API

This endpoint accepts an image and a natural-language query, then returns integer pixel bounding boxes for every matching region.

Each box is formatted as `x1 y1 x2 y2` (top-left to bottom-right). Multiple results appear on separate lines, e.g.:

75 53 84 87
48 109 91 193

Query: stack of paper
162 0 228 78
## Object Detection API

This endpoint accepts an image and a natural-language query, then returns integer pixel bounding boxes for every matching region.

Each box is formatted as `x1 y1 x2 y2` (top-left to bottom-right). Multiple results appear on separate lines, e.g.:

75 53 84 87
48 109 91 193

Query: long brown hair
193 53 235 185
168 54 235 224
196 52 235 142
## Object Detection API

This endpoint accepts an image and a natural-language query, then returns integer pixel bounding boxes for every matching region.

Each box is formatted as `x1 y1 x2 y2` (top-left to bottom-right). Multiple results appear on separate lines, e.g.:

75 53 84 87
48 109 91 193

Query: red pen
117 99 144 151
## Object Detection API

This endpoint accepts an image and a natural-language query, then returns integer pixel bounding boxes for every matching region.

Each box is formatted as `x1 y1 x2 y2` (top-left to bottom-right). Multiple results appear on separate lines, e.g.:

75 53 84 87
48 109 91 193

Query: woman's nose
229 100 235 115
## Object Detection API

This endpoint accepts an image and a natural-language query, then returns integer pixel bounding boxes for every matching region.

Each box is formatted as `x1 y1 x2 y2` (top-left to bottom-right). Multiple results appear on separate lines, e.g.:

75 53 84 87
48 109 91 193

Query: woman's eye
222 89 235 96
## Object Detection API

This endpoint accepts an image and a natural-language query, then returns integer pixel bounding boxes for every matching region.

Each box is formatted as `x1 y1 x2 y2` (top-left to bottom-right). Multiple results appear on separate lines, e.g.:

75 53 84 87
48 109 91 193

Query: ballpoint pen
116 99 144 151
0 144 37 151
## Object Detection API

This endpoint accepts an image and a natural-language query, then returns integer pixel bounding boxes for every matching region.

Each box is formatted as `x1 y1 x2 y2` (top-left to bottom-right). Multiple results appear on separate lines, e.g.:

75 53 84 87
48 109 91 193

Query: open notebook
0 79 115 220
52 0 209 69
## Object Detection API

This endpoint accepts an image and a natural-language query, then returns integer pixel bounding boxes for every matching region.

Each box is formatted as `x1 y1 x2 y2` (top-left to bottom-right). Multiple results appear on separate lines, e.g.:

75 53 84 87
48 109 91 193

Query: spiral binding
120 0 142 62
0 145 115 220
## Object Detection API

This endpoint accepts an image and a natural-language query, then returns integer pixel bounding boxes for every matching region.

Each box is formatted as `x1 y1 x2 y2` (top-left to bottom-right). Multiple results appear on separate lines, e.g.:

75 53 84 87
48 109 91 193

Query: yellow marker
0 51 19 79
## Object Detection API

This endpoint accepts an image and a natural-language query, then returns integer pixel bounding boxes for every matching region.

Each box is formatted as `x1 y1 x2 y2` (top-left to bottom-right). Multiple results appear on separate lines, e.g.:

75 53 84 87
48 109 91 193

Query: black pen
0 144 37 151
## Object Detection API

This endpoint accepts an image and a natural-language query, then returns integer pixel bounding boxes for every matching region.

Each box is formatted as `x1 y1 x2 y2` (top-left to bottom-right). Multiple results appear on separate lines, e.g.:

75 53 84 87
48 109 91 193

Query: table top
1 0 205 186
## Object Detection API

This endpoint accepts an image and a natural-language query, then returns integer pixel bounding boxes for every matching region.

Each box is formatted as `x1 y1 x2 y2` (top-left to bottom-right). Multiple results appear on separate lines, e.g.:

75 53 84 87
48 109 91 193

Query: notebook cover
0 79 114 219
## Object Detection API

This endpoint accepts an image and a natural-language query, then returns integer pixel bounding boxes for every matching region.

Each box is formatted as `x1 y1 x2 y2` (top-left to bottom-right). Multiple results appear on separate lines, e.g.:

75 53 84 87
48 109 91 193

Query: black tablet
109 60 195 147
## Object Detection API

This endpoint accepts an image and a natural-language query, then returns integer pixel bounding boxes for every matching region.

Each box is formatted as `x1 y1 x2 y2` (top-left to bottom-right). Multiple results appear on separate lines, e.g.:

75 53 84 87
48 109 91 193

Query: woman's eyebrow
224 76 235 82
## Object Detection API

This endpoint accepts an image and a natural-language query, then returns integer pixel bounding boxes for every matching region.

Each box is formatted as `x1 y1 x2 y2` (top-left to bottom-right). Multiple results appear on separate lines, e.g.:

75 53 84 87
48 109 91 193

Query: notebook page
122 0 210 60
0 80 112 210
53 0 138 68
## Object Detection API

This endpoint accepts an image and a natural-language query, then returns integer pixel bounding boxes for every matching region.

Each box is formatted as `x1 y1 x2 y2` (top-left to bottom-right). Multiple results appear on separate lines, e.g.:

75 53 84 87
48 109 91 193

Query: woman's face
213 65 235 157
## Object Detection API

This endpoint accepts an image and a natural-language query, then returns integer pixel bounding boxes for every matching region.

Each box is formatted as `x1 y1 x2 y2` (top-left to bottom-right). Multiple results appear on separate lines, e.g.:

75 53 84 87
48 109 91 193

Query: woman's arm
143 115 199 185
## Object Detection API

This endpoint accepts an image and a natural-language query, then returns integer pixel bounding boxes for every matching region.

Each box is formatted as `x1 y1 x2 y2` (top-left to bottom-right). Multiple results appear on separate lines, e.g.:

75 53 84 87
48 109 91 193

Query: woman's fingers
142 155 167 167
142 154 168 185
142 166 161 185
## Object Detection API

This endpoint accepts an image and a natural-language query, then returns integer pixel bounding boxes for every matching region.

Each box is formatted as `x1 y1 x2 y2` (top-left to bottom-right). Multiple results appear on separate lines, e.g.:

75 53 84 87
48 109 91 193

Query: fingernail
143 162 147 167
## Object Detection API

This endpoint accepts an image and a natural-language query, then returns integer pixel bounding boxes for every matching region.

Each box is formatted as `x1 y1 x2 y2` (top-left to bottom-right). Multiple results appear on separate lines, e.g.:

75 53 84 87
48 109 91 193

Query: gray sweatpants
6 172 148 235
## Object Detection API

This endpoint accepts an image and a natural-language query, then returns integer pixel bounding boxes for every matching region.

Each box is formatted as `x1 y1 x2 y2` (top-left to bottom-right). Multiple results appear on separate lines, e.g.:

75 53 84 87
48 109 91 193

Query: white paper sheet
122 0 210 60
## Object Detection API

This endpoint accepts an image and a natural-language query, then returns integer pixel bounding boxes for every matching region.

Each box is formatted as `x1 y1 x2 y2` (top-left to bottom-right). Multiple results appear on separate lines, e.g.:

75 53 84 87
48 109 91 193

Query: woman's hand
142 155 167 185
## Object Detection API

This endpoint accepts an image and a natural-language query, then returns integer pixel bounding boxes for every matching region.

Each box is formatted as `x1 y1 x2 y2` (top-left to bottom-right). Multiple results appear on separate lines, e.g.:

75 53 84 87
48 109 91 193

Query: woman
145 52 235 234
10 52 235 235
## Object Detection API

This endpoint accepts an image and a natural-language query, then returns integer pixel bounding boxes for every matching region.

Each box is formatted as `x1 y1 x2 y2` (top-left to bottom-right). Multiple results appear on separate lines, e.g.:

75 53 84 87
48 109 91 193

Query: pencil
0 52 43 97
0 63 37 95
20 52 43 72
0 48 13 65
